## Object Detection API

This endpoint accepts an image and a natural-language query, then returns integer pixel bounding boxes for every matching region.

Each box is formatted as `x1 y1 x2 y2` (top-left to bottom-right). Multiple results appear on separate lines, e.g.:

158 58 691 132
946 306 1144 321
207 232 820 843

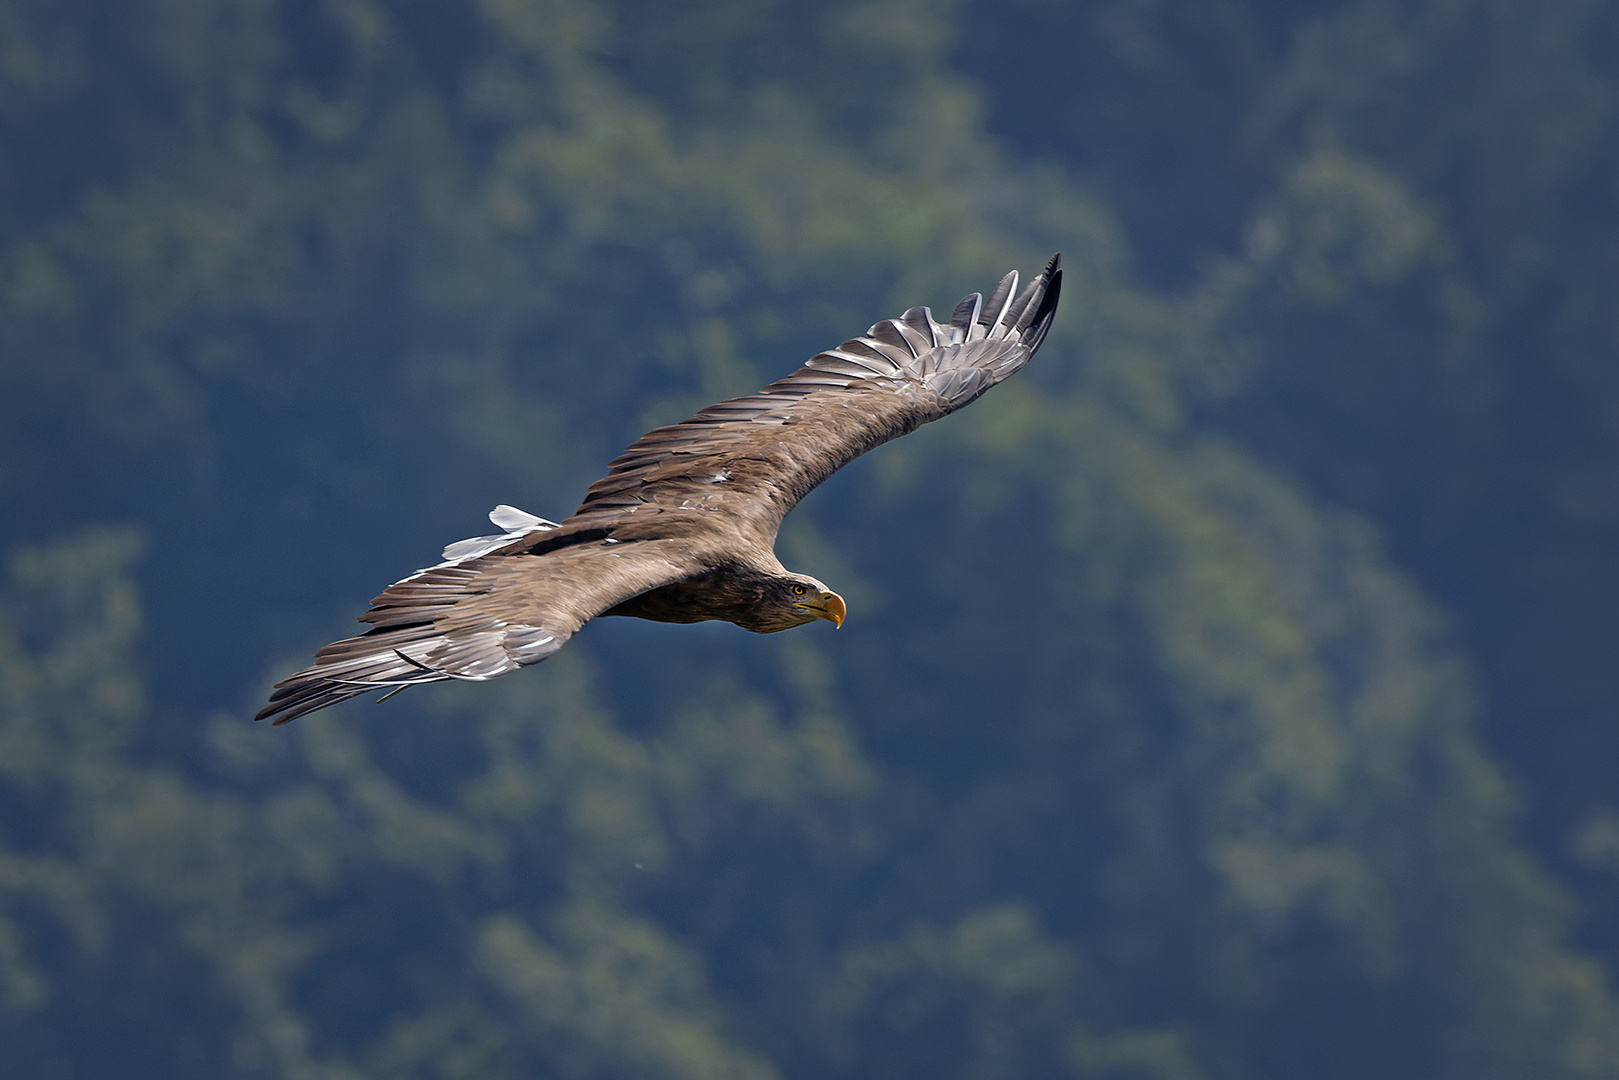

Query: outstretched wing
255 511 698 724
565 254 1062 545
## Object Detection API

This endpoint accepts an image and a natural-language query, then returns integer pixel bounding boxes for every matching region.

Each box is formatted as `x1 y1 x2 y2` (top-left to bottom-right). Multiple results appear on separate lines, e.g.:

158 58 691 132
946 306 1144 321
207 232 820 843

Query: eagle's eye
791 584 808 596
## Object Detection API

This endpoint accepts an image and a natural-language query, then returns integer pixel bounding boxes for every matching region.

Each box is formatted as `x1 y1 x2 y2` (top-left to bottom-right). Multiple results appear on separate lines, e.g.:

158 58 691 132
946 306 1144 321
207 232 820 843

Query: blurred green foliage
972 0 1619 920
2 0 1617 1077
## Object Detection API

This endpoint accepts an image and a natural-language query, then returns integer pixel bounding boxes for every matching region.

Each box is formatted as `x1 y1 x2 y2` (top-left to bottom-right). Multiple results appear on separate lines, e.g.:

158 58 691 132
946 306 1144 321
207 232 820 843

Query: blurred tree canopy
2 0 1618 1078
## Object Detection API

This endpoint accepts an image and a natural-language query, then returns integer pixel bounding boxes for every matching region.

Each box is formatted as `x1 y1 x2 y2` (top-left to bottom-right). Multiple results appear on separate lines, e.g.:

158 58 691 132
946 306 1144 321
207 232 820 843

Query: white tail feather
440 504 558 561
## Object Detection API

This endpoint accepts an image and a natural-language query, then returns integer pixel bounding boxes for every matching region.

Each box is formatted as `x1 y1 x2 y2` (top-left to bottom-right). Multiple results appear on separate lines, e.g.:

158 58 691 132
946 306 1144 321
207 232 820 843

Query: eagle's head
742 574 846 633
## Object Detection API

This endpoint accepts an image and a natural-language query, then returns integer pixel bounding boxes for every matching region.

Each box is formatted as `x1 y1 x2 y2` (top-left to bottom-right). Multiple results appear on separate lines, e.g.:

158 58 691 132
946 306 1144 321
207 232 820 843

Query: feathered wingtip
917 254 1063 410
256 503 563 725
254 660 441 725
945 253 1061 347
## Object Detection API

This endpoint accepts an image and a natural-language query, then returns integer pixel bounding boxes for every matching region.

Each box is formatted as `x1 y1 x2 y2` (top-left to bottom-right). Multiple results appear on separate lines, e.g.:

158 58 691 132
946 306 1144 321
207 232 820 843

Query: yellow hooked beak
795 589 847 629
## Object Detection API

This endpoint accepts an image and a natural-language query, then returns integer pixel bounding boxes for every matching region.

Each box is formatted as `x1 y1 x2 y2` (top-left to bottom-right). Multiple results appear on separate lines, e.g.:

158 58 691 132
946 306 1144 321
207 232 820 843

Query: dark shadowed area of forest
4 1 1619 1077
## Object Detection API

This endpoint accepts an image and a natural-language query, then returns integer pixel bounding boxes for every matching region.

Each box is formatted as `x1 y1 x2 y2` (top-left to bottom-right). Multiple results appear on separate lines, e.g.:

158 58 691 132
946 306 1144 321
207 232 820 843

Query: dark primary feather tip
950 291 982 331
1024 254 1062 351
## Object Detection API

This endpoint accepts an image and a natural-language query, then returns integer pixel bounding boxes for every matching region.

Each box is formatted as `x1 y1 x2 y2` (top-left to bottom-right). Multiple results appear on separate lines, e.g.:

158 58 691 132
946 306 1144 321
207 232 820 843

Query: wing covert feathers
258 257 1061 723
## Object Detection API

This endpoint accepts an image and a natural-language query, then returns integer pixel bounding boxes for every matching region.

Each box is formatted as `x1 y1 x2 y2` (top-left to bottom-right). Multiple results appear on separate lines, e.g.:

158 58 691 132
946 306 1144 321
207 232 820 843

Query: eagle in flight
258 255 1062 724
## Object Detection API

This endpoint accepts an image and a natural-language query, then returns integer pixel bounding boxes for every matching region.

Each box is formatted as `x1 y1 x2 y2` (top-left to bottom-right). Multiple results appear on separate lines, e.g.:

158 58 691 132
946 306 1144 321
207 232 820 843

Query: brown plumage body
257 256 1062 724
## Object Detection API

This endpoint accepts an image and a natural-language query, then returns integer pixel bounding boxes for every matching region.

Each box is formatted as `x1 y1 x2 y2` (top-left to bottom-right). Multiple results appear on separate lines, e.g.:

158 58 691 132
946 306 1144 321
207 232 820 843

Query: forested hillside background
3 1 1619 1077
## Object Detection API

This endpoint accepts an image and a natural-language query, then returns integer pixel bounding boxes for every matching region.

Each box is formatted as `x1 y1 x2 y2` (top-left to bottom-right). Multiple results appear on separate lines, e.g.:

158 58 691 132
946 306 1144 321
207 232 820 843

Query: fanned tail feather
440 504 557 561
